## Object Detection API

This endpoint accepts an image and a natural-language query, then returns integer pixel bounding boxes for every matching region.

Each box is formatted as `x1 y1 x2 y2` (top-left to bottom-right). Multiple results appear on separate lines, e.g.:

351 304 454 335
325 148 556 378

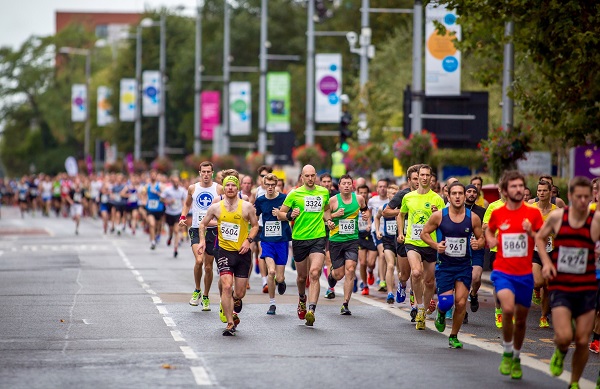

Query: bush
292 145 327 170
393 130 438 170
480 125 533 182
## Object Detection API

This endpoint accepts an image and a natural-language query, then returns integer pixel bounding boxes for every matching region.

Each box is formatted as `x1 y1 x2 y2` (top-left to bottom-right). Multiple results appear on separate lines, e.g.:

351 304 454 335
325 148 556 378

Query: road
0 205 597 388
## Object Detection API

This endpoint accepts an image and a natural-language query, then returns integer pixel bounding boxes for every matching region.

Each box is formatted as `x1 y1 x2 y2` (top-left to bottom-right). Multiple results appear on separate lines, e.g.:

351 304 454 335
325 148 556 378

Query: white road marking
141 283 150 289
157 305 168 315
152 296 162 304
170 330 185 342
135 275 144 283
131 270 140 276
180 346 198 359
190 366 212 386
145 289 156 295
0 251 3 256
163 317 176 327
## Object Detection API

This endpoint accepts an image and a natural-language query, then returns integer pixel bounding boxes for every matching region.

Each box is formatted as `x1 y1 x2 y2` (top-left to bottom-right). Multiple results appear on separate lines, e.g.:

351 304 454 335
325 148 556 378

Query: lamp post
194 1 203 155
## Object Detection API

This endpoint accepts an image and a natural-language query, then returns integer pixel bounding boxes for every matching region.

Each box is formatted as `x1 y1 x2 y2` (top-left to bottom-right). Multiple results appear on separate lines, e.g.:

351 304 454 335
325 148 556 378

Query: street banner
85 155 94 175
266 72 291 132
229 81 251 136
71 84 87 122
425 2 461 96
97 86 114 127
570 145 600 179
315 53 342 123
119 78 137 122
125 153 134 174
517 151 552 176
142 70 161 117
201 91 221 141
65 156 78 177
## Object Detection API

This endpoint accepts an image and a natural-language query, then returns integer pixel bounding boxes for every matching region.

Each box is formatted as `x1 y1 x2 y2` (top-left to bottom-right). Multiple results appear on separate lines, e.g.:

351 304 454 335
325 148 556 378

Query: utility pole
258 0 268 154
501 21 514 131
411 0 423 135
222 0 231 155
158 13 167 158
193 1 203 155
134 26 142 161
357 0 370 140
305 0 315 146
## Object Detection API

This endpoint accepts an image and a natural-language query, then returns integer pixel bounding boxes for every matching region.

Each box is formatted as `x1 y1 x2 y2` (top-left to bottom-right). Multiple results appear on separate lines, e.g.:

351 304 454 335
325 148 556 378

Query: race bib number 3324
304 196 322 212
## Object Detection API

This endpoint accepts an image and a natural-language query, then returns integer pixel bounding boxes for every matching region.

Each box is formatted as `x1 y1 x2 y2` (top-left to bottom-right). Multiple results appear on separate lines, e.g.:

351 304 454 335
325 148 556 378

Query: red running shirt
487 203 544 276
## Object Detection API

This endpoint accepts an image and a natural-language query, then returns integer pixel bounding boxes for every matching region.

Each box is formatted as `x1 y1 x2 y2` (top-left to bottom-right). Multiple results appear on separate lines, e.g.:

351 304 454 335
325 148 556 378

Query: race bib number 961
445 237 467 257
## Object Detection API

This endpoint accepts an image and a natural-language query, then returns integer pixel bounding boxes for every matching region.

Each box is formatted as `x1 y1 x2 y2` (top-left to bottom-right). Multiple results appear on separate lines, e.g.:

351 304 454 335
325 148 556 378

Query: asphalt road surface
0 206 597 388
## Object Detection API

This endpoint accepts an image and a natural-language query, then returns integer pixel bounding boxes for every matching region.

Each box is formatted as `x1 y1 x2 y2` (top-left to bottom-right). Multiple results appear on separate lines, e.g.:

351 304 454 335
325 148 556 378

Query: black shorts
292 237 326 263
382 236 401 255
216 248 251 278
147 210 165 220
405 244 437 263
549 289 597 319
189 227 218 257
165 213 180 227
397 243 407 257
329 240 359 269
254 227 262 243
358 231 377 251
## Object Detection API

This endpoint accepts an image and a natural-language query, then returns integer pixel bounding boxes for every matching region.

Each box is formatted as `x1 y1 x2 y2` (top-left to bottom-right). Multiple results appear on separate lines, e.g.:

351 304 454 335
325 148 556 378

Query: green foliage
393 130 438 171
480 126 533 182
292 145 327 170
432 148 483 170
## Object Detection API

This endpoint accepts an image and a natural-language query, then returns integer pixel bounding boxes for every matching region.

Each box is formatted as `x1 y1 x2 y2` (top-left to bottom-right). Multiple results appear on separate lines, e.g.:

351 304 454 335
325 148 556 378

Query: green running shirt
329 193 360 242
283 185 330 240
400 189 445 247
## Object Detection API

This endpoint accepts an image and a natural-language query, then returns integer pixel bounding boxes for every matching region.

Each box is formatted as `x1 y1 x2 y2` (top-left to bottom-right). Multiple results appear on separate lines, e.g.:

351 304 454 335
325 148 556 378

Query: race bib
100 194 108 203
18 192 26 200
113 194 122 202
557 246 588 274
385 220 397 236
338 219 355 235
534 236 553 253
358 217 369 231
264 221 282 237
221 221 240 242
304 196 322 212
411 224 424 240
53 187 61 195
502 233 528 258
147 199 159 209
198 211 206 223
30 189 38 196
129 194 138 202
445 237 467 257
73 193 82 203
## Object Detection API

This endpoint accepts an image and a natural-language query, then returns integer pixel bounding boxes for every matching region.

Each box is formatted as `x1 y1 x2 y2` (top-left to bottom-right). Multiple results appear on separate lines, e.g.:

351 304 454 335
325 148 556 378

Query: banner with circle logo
142 70 161 117
97 86 114 127
119 78 137 122
315 53 342 123
71 84 87 122
425 2 461 96
229 81 251 136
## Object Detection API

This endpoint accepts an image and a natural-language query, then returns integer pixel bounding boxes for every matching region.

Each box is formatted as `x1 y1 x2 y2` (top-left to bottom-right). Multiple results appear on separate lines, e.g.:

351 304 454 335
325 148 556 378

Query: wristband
179 215 186 221
286 209 294 221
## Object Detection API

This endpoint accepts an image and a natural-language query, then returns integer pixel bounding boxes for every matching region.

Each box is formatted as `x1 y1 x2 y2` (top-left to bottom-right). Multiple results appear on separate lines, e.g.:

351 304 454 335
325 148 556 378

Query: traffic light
340 110 352 152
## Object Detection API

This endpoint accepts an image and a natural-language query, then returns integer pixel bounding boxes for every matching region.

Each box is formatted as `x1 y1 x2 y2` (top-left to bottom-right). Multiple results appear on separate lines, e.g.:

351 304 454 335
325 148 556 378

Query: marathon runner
162 175 187 258
483 187 505 328
368 179 389 292
356 184 377 295
375 184 400 304
145 170 165 249
464 184 486 323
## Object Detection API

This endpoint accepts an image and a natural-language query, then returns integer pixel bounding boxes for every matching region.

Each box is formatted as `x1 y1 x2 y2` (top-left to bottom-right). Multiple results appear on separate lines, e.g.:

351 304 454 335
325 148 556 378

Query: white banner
65 156 78 177
119 78 137 122
517 151 552 176
97 86 114 127
142 70 161 117
315 54 342 123
71 84 87 122
425 2 461 96
229 81 251 136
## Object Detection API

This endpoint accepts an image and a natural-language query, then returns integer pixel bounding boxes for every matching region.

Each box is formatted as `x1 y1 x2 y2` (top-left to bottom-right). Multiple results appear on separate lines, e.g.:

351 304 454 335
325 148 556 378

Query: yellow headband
223 175 240 189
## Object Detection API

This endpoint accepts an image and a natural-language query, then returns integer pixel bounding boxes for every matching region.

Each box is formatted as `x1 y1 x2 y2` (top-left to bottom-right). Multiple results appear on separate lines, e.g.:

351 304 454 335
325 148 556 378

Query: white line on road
141 283 150 289
152 296 163 304
157 305 168 315
145 289 156 295
135 275 144 283
131 270 140 276
190 366 213 386
0 251 3 256
170 330 185 342
180 346 198 359
163 317 176 327
82 319 91 325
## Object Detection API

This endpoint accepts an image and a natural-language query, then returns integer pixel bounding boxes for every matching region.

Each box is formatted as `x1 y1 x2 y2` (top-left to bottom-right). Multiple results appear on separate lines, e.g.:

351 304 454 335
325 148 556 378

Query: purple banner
201 91 221 141
125 153 134 175
85 155 94 175
572 145 600 179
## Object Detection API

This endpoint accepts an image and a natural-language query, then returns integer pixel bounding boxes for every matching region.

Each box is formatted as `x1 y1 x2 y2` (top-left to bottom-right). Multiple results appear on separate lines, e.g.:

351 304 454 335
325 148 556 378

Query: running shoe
415 308 426 330
189 290 201 306
435 310 446 332
367 271 374 285
167 237 172 246
539 316 550 328
297 297 307 320
463 312 469 324
428 299 437 314
532 289 541 305
396 284 406 303
378 281 387 292
359 281 365 290
386 293 394 304
353 278 358 293
222 324 236 336
361 286 369 296
325 288 335 299
550 348 566 376
262 284 269 293
409 289 415 307
233 313 240 327
448 336 463 349
340 305 352 316
410 307 418 322
151 240 156 250
495 309 503 329
568 383 580 389
589 340 600 353
469 293 479 312
277 280 286 295
233 295 243 313
173 250 178 258
305 310 315 326
511 357 522 380
219 302 227 323
267 304 276 315
201 296 211 311
499 352 513 375
327 272 337 288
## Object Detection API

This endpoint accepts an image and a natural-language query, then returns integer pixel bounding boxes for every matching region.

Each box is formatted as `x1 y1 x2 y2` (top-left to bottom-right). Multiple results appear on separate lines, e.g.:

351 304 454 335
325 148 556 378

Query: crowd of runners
2 164 600 388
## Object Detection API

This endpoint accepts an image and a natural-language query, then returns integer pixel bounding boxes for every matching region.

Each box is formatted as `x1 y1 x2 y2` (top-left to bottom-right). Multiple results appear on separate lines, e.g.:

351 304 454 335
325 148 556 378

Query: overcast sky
0 0 200 50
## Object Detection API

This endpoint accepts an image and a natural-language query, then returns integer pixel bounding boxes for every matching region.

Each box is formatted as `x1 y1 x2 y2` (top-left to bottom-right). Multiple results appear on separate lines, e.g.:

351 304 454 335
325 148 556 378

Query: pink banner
85 155 94 175
201 91 221 141
125 153 134 175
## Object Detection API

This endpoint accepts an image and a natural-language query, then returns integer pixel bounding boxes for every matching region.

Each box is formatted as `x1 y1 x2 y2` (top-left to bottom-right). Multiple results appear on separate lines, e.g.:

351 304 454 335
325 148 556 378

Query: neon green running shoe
201 295 211 311
448 336 463 349
499 352 513 375
568 382 580 389
305 310 315 327
219 302 227 323
550 348 566 376
435 310 446 332
511 357 522 380
189 290 201 306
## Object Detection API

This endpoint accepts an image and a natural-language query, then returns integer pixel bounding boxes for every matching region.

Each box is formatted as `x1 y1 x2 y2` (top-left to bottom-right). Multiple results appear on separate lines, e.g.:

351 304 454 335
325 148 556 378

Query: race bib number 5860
502 233 528 258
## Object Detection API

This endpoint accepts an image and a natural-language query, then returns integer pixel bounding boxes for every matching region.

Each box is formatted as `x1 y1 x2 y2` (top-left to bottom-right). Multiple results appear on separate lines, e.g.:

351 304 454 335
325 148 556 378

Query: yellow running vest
217 200 249 252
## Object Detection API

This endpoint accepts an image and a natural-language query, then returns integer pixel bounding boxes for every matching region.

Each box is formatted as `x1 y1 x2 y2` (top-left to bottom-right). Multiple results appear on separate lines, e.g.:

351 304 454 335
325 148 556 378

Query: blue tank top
126 186 138 206
436 208 472 265
146 183 164 212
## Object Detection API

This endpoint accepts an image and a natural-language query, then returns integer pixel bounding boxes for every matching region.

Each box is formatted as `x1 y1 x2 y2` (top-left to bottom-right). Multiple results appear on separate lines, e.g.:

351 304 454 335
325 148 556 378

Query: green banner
266 72 291 132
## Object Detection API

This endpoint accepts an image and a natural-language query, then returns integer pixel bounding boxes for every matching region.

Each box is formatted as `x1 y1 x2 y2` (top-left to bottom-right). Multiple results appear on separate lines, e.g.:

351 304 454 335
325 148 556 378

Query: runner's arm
591 210 600 243
179 185 194 222
374 209 383 239
470 214 485 250
277 204 291 221
536 210 561 279
420 211 442 252
396 212 406 243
